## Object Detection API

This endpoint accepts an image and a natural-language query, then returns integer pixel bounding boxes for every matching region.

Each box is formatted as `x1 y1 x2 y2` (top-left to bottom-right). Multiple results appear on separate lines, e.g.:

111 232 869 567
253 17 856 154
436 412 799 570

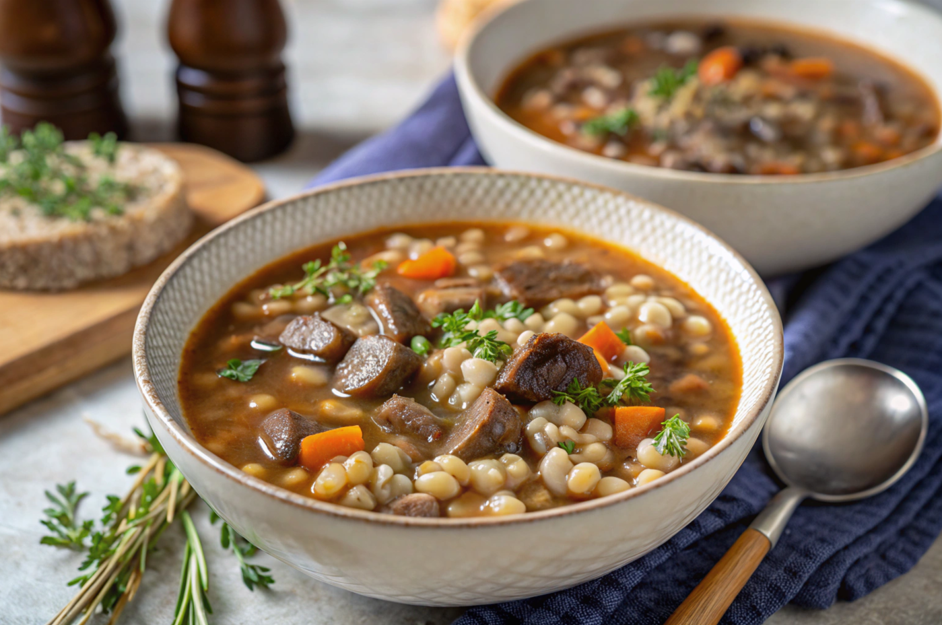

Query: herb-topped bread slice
0 124 191 290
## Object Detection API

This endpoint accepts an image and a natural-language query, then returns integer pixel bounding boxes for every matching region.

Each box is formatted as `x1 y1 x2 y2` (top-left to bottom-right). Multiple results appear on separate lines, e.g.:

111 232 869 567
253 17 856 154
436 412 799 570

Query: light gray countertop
3 0 941 623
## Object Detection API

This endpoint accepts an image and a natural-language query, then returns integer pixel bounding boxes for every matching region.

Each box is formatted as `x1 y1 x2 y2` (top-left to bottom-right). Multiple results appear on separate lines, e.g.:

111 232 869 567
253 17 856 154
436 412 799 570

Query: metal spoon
666 358 928 625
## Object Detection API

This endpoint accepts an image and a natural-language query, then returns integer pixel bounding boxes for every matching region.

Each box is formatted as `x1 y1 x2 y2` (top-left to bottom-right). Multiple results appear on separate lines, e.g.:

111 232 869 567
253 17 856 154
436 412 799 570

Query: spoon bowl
764 358 928 501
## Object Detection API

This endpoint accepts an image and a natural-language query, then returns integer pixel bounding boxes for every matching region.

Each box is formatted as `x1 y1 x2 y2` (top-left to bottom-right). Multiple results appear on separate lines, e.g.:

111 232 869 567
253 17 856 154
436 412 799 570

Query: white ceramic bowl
133 169 783 606
455 0 942 276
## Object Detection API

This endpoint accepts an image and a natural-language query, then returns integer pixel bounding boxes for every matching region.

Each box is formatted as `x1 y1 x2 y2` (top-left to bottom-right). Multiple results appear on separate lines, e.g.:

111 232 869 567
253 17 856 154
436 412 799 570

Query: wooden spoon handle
663 528 771 625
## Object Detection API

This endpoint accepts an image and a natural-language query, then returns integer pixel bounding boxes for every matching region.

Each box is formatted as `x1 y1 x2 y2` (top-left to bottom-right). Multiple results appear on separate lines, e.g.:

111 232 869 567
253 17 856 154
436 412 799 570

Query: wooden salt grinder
167 0 295 162
0 0 127 139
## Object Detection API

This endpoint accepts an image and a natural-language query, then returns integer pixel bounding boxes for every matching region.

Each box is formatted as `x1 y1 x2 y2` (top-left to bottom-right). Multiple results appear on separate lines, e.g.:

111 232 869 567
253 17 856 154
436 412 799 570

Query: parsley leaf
602 362 655 405
558 440 575 454
486 300 534 323
218 359 263 382
653 414 690 458
552 378 605 414
269 242 387 301
582 108 639 137
39 482 93 550
648 60 699 99
466 329 514 362
431 301 513 363
616 327 633 345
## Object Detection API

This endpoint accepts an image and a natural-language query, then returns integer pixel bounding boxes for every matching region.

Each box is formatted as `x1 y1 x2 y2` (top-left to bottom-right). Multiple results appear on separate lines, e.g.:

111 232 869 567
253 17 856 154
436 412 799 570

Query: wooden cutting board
0 143 266 416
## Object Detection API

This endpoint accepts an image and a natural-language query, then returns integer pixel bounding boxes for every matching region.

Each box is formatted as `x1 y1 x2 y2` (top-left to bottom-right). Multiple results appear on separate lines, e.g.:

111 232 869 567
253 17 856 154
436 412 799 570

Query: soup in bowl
134 170 782 605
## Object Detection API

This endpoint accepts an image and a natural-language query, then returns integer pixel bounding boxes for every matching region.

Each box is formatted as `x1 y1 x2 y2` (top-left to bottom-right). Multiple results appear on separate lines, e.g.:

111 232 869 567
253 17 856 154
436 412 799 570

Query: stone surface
3 0 942 622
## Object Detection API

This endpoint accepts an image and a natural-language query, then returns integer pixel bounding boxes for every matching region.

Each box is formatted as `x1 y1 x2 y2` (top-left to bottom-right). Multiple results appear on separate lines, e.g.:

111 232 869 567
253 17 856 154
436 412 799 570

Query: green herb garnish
211 510 275 591
411 335 432 357
218 359 263 382
177 511 213 624
39 482 93 550
89 131 119 164
431 301 513 363
582 108 639 137
616 327 633 345
552 378 605 414
269 242 387 302
653 414 690 458
486 300 535 323
558 440 576 454
0 122 137 221
648 60 699 99
601 362 655 405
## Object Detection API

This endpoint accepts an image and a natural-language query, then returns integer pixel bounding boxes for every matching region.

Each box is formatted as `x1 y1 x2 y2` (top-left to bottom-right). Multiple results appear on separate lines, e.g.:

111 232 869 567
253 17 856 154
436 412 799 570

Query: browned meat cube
279 313 357 363
443 387 524 461
333 335 423 398
366 284 430 343
494 332 603 403
382 493 441 518
416 277 487 317
259 408 325 465
374 395 445 444
494 259 603 308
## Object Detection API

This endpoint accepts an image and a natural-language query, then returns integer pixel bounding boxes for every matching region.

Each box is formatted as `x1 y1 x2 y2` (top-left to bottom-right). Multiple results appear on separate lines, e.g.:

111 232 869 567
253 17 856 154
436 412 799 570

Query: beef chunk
374 395 445 444
494 332 603 403
333 335 423 398
416 277 487 317
494 259 603 308
259 409 325 465
279 314 357 363
366 284 429 343
444 388 524 461
382 493 441 518
517 481 557 511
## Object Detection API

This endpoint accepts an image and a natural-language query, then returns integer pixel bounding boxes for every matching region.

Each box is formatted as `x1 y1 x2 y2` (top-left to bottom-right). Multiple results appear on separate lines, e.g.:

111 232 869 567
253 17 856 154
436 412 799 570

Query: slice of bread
0 143 191 291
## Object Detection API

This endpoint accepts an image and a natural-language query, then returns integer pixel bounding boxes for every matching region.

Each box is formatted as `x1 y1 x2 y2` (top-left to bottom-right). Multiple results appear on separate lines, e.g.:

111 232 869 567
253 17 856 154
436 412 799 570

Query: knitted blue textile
309 75 942 624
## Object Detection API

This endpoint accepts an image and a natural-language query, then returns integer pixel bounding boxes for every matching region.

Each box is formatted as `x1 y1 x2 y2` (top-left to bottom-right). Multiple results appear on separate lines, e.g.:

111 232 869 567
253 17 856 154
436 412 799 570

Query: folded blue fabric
309 75 942 624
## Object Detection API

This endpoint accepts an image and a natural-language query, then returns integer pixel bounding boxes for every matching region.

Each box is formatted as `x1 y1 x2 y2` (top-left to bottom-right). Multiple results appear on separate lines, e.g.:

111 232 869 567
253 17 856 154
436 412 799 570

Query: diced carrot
578 321 625 362
612 406 666 449
592 348 610 375
396 246 457 280
852 141 885 165
698 47 743 86
789 57 834 80
874 125 901 147
298 426 365 471
756 161 800 176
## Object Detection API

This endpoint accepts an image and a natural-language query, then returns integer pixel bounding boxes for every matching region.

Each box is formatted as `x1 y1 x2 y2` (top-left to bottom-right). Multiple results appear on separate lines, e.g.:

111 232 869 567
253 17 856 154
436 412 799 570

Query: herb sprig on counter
0 122 137 221
269 242 387 303
40 482 94 550
211 511 275 591
431 301 515 363
582 108 639 137
649 60 699 99
40 425 275 625
653 414 690 458
552 362 654 413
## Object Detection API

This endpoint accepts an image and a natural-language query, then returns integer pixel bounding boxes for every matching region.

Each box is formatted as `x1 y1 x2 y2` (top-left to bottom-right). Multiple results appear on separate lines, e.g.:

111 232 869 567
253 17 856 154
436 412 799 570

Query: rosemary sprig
269 242 387 302
174 511 212 625
40 482 94 550
211 511 274 591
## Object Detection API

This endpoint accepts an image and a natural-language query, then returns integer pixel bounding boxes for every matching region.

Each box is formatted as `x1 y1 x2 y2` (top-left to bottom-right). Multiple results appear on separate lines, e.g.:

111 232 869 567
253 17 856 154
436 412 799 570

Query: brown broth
178 222 741 515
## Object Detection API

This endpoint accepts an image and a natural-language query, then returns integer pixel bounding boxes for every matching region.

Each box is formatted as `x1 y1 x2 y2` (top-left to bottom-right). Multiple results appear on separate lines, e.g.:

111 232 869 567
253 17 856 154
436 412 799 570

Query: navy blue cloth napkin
309 75 942 624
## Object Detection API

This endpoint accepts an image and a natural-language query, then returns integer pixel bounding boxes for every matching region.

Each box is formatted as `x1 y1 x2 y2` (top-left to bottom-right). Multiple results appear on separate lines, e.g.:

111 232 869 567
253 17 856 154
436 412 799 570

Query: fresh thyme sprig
552 378 605 414
601 362 655 405
582 108 639 137
211 511 275 591
0 122 137 221
269 242 387 302
431 301 513 363
40 482 94 550
648 60 699 99
653 414 690 458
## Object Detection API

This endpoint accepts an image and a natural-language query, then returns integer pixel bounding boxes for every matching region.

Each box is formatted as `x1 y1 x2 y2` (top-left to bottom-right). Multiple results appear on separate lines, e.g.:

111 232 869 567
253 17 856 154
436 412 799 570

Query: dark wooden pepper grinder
0 0 127 138
168 0 295 162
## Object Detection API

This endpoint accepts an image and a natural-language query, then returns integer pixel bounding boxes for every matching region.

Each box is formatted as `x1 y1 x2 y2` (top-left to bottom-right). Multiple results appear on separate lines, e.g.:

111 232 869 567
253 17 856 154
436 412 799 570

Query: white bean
294 294 328 314
468 265 494 281
371 443 412 475
504 225 530 242
369 464 396 504
583 418 613 442
539 447 574 496
262 299 293 317
569 441 608 464
458 251 485 266
604 305 632 328
343 451 374 485
544 312 579 337
516 245 545 260
544 233 568 250
460 228 486 243
524 313 545 331
484 494 527 516
386 233 413 249
577 295 604 316
415 471 461 500
636 468 665 486
337 484 377 510
605 283 634 301
453 382 483 406
417 460 444 476
556 400 587 430
683 315 713 337
657 297 687 319
461 358 499 387
631 275 655 290
503 317 526 333
431 373 457 402
517 330 536 346
436 236 457 248
289 365 329 387
638 301 672 328
692 415 721 432
409 239 435 259
567 463 602 495
468 459 507 496
636 438 680 472
442 346 473 373
434 454 471 486
596 476 631 496
389 474 414 499
499 453 531 489
686 438 710 457
622 345 651 364
313 463 347 499
544 298 580 318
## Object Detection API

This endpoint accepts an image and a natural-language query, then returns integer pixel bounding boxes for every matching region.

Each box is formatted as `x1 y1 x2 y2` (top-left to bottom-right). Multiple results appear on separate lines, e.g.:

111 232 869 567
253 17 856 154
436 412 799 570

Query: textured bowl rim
454 0 942 185
133 167 784 528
